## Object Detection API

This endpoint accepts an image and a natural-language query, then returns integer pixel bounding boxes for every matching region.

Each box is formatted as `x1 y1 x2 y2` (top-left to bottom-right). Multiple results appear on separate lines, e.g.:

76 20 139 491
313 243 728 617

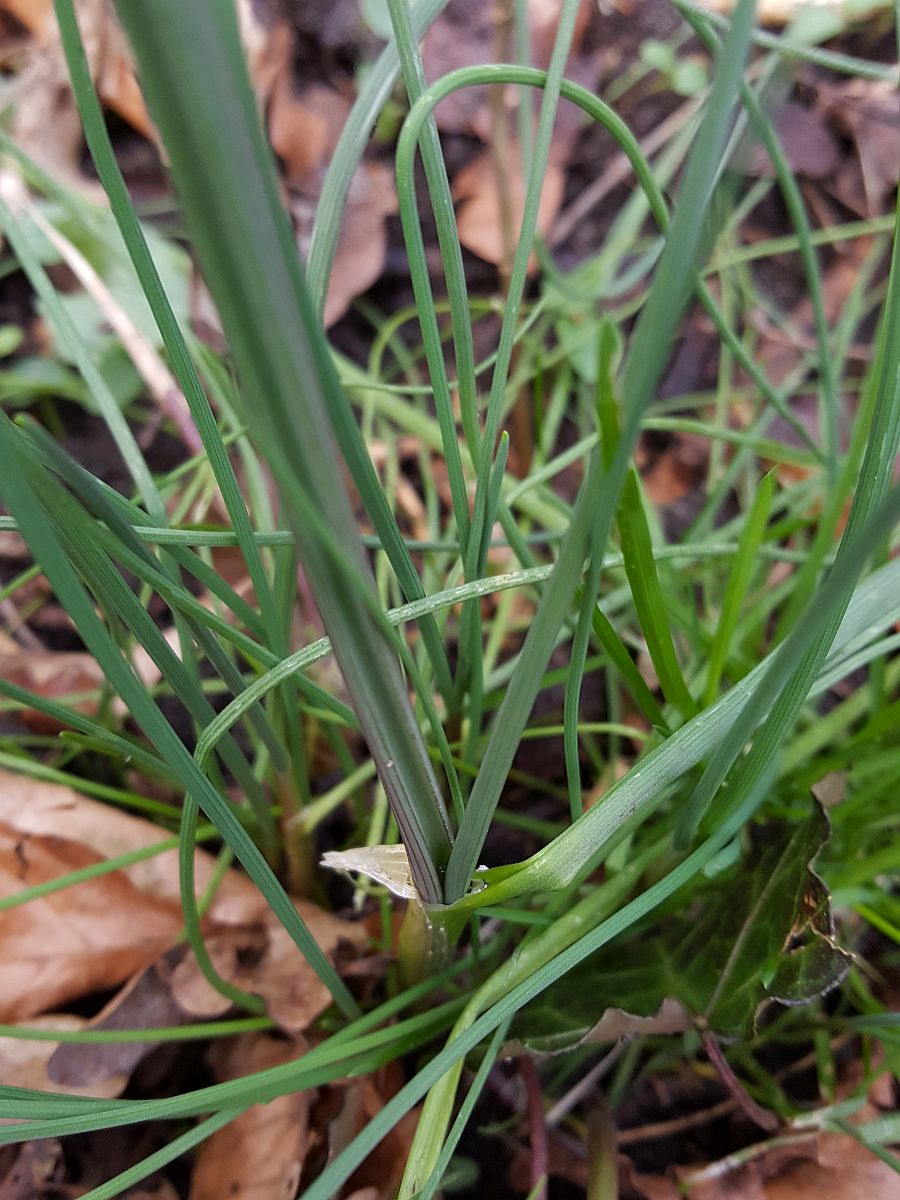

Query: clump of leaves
0 0 897 1197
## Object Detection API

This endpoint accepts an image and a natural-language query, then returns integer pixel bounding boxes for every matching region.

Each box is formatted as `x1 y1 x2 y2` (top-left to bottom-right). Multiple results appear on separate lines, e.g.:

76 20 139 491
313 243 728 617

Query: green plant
0 0 898 1196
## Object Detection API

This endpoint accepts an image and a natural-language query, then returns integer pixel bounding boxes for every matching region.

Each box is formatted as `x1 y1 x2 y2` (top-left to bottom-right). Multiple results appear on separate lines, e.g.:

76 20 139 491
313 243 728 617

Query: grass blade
703 470 774 704
114 0 452 902
617 468 697 720
0 410 360 1019
444 0 759 901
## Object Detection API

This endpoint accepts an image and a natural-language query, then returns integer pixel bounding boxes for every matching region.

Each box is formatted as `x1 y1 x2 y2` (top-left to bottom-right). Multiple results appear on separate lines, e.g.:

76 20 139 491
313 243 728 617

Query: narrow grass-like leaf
412 1019 510 1200
589 607 668 730
10 436 273 819
52 0 283 639
298 784 783 1200
680 4 839 475
386 0 477 518
674 198 900 845
54 0 317 854
0 190 161 520
618 468 697 720
444 0 758 900
114 0 452 902
306 0 450 310
76 1108 245 1200
671 0 898 80
451 545 900 908
704 471 774 704
0 410 360 1018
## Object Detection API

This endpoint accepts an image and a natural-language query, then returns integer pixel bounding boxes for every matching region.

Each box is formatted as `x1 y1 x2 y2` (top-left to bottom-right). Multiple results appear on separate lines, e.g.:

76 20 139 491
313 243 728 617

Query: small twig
680 1130 819 1186
546 1043 625 1126
702 1031 780 1134
617 1095 739 1146
0 597 45 651
616 1030 858 1147
520 1054 549 1200
4 172 203 456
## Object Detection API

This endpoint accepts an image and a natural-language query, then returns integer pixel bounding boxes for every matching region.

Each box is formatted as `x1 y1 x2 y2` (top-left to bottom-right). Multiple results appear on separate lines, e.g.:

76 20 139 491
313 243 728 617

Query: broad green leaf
511 802 850 1052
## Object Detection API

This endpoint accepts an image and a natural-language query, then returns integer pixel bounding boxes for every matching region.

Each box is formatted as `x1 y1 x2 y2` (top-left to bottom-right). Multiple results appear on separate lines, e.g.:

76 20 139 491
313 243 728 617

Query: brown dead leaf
0 648 106 732
47 954 189 1088
822 79 900 217
0 769 271 1020
454 142 565 269
337 1073 419 1200
763 1133 900 1200
422 0 593 136
0 0 292 187
171 899 367 1033
315 163 398 328
269 80 352 186
0 634 169 730
0 824 180 1020
0 1139 65 1200
2 0 152 186
188 1034 310 1200
743 103 840 181
638 432 709 508
0 1014 128 1101
0 769 266 925
668 1131 900 1200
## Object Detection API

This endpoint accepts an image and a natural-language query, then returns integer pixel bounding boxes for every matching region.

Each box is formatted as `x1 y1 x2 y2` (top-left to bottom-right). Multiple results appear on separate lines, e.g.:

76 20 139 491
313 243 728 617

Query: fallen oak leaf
170 899 368 1033
293 162 397 329
188 1033 310 1200
269 80 352 187
0 767 267 926
0 1138 66 1200
0 1014 128 1102
47 952 190 1088
453 143 565 270
0 823 180 1021
328 1069 420 1200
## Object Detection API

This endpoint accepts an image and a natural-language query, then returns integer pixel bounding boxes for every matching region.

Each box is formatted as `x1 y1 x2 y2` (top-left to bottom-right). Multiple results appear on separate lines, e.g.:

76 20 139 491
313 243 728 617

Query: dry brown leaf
171 899 367 1033
0 768 266 926
822 79 900 217
47 954 189 1088
188 1033 310 1200
667 1131 900 1200
167 926 268 1019
422 0 593 136
0 1139 65 1200
318 162 398 328
0 769 271 1020
269 80 352 186
0 1014 128 1101
2 0 152 186
762 1133 900 1199
742 103 840 181
0 0 290 186
338 1073 419 1200
0 633 169 730
0 824 180 1021
0 648 106 732
453 143 565 269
